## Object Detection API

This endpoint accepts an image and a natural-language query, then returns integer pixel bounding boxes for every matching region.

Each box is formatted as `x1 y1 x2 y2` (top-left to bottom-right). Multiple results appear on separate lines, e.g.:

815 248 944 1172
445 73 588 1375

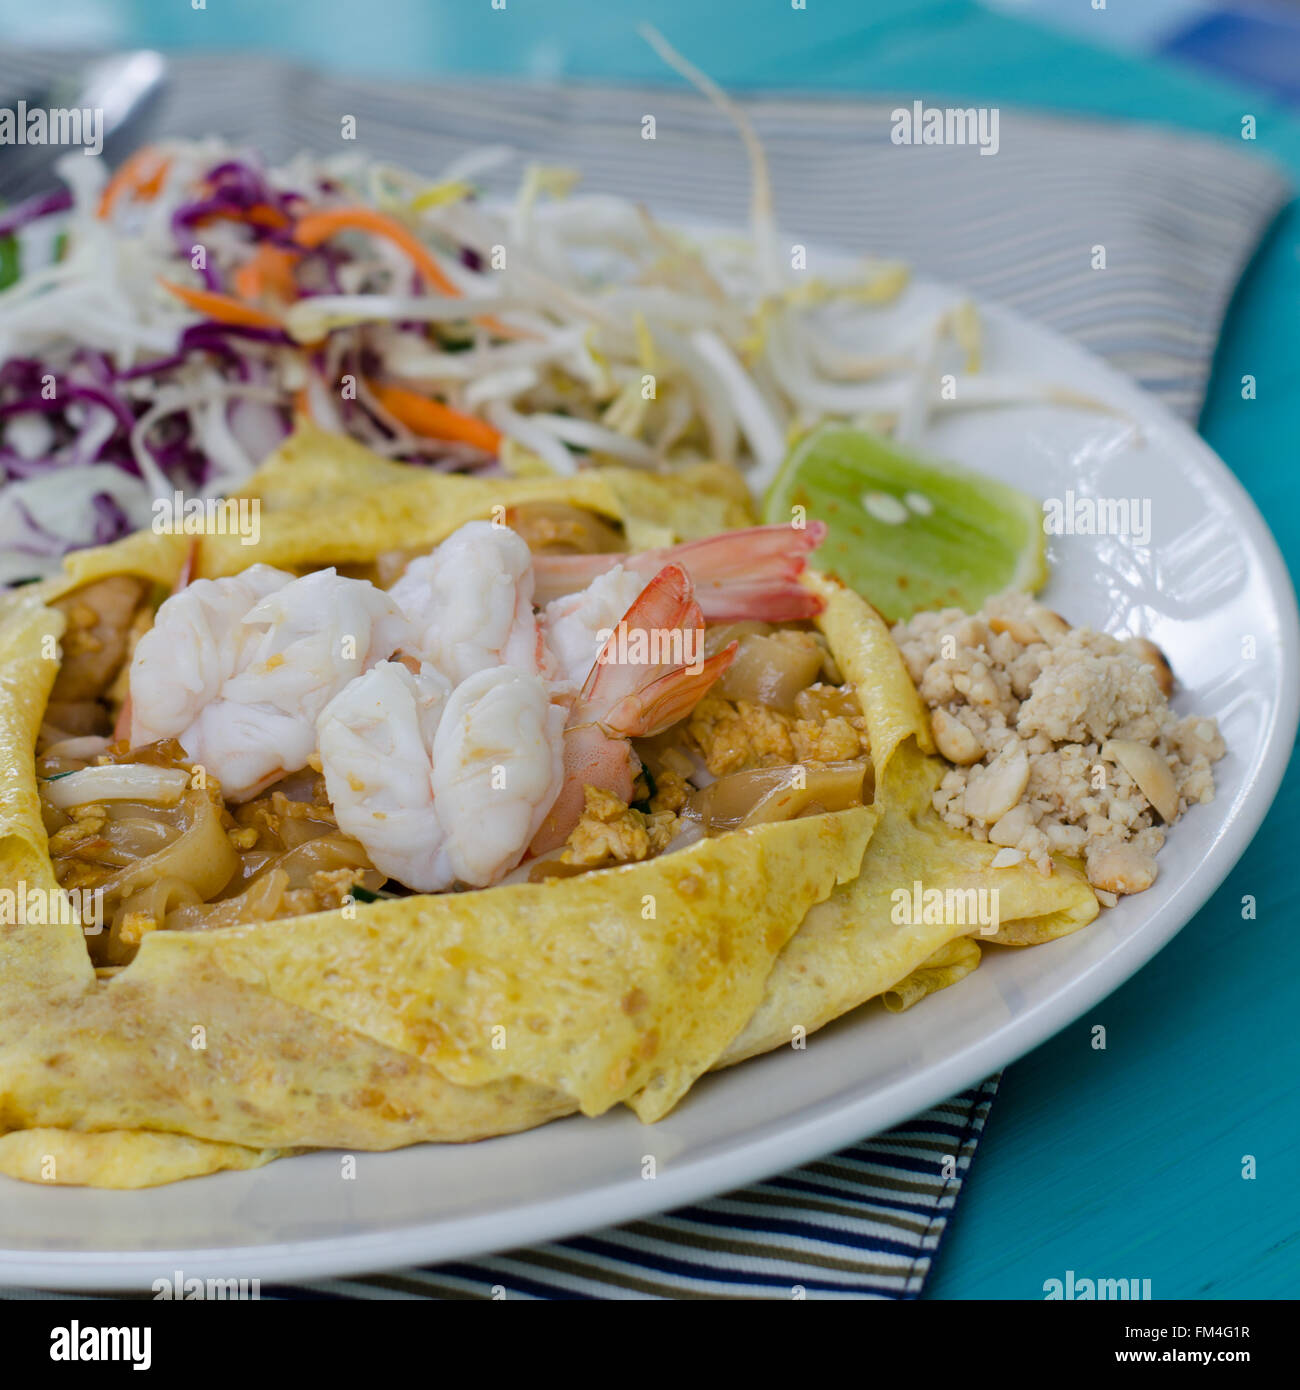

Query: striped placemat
277 1080 1000 1300
0 50 1288 1300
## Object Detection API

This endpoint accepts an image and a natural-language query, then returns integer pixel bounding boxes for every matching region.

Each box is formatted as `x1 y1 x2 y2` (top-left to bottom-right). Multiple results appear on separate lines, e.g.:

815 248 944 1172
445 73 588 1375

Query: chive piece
0 234 19 291
349 885 402 903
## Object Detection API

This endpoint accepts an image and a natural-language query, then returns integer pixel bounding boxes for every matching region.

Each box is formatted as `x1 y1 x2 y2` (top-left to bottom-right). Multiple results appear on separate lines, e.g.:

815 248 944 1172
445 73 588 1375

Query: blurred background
4 0 1300 103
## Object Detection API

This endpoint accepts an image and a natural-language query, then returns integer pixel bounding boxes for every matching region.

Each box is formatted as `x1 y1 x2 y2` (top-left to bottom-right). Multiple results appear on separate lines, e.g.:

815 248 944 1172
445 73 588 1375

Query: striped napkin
0 51 1289 1300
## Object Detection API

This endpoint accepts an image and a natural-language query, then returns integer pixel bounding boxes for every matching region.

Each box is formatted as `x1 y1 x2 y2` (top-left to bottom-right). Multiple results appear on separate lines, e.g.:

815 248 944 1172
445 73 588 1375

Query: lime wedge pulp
762 424 1047 621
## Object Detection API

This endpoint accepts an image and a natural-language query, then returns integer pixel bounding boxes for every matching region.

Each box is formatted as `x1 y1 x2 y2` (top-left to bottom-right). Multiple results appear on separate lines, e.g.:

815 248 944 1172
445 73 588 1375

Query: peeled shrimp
129 564 293 744
317 660 563 891
433 666 565 886
541 564 648 693
129 566 411 801
530 563 736 854
389 520 556 686
530 521 829 621
316 661 453 891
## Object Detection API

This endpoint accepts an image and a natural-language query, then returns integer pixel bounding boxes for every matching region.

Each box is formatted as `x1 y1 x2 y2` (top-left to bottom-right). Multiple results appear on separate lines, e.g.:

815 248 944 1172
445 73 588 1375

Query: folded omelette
0 426 1097 1187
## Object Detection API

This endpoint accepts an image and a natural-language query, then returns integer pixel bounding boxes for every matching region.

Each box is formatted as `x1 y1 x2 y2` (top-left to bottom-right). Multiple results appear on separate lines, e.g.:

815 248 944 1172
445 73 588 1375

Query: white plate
2 277 1296 1292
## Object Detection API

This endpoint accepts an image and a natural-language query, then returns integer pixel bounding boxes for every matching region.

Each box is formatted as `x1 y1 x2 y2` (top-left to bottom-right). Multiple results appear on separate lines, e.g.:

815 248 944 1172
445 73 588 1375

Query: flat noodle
114 875 202 924
272 835 373 887
95 790 238 920
44 743 383 960
99 813 179 860
167 869 288 932
103 876 202 966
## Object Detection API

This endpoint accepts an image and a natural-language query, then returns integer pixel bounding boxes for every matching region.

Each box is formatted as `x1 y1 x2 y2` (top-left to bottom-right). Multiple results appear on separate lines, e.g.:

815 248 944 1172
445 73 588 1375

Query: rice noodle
40 734 111 763
94 790 238 907
42 764 189 809
167 868 290 932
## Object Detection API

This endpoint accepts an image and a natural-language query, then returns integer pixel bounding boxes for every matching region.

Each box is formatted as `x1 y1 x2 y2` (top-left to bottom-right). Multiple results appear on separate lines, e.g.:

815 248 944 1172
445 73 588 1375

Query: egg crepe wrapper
0 429 1096 1186
719 575 1099 1066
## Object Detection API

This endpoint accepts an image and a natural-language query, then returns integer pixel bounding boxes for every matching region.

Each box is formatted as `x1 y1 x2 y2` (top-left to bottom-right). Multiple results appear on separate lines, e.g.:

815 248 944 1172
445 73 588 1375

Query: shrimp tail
530 564 735 855
529 721 636 856
601 647 736 739
113 692 133 745
575 562 735 730
531 522 828 621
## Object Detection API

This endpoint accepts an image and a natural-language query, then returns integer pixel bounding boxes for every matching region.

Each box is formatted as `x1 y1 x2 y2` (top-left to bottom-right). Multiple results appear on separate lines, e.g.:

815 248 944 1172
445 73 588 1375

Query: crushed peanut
893 589 1225 897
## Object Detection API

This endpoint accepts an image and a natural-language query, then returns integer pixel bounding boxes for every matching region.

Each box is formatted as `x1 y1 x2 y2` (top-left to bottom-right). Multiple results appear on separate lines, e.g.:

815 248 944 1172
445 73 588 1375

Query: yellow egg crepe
0 426 1097 1187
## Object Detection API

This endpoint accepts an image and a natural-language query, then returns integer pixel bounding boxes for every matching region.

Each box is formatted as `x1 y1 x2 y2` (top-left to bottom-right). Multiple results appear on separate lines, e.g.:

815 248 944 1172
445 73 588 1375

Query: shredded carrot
98 147 171 219
477 311 537 342
370 381 502 454
195 202 291 231
294 205 537 341
157 278 283 329
233 245 301 305
293 206 462 296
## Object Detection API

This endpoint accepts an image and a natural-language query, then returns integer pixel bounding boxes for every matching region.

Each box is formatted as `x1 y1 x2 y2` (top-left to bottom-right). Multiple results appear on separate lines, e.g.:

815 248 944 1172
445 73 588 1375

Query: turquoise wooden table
37 0 1297 1298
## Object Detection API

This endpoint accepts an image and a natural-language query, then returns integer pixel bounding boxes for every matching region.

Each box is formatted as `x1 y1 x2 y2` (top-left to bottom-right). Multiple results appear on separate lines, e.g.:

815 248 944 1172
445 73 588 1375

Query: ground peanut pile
892 590 1225 901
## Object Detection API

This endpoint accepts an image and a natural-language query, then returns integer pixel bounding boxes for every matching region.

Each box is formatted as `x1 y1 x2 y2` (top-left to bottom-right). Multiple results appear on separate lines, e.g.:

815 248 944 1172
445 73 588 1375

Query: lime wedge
763 424 1047 621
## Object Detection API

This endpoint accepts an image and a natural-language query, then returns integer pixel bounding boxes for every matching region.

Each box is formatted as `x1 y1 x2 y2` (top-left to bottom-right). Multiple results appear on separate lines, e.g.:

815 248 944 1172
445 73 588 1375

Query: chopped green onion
0 234 19 291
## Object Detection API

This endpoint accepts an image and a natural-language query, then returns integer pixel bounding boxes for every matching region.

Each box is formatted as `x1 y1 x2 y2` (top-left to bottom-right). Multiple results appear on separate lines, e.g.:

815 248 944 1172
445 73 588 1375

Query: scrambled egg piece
47 802 108 856
282 867 375 917
792 715 864 763
687 696 796 774
687 695 869 775
562 786 678 868
116 911 160 950
647 766 691 814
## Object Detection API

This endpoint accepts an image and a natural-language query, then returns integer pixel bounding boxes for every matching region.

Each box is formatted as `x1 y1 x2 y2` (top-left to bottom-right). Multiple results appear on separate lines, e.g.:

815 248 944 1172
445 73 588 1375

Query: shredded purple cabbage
0 187 73 239
2 153 502 575
0 383 136 435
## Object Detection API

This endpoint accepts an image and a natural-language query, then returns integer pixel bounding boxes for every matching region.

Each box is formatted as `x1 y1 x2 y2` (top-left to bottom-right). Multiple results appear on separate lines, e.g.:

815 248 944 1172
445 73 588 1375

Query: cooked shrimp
317 661 563 891
130 564 293 743
433 666 565 886
130 566 411 801
530 521 829 621
530 563 736 854
50 574 149 703
542 564 647 693
316 660 452 891
389 520 556 686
